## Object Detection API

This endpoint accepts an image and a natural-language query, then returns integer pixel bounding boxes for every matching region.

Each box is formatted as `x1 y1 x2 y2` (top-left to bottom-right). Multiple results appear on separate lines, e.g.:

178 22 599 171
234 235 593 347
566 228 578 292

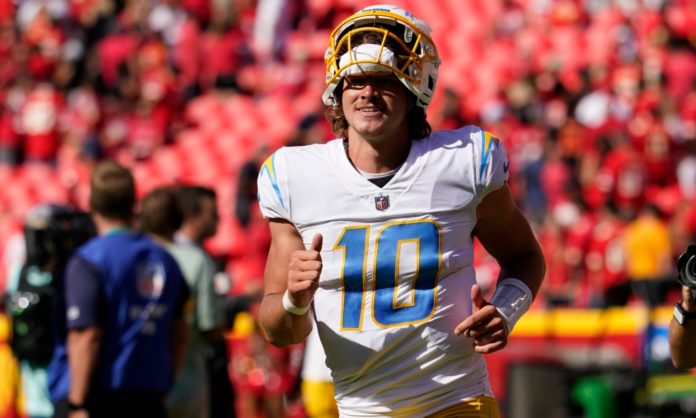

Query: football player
257 5 546 417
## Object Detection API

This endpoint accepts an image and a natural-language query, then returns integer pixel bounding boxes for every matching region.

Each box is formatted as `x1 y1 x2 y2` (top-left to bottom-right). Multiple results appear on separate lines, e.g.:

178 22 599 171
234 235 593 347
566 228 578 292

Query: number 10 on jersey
335 220 442 330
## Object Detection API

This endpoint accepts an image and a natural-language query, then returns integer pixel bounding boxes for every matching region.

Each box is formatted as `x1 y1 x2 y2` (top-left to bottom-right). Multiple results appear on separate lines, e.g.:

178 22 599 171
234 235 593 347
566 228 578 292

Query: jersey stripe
479 130 495 183
260 154 285 208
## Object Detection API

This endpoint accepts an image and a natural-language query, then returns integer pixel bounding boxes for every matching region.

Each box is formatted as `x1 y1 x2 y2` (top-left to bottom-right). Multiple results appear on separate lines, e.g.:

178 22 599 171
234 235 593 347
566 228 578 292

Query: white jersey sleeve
257 149 291 220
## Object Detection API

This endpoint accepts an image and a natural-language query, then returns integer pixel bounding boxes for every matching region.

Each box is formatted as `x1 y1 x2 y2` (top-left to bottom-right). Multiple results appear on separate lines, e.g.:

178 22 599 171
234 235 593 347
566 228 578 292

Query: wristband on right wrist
282 290 310 316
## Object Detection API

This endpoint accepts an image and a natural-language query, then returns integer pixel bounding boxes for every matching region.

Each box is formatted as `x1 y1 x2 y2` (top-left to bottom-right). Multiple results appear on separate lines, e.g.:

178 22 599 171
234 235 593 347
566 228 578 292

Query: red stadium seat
19 163 54 187
132 163 165 199
150 146 185 183
35 178 70 205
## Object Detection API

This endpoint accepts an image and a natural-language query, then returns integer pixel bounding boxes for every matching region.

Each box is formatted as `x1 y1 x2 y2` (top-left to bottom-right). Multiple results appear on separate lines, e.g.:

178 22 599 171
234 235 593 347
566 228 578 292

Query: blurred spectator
198 19 252 93
96 24 141 95
284 112 328 147
139 187 219 418
558 198 596 307
676 140 696 200
47 160 188 418
537 216 572 307
126 98 169 161
252 0 295 62
60 83 102 162
624 204 676 308
591 132 647 219
19 83 63 165
584 203 629 307
0 102 19 166
176 185 234 418
235 144 267 230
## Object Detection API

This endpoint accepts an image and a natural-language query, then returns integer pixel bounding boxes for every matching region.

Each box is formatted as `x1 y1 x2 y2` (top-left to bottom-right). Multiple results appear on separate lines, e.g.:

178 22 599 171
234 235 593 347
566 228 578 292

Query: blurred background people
139 186 221 418
624 204 677 307
176 185 235 418
47 160 188 418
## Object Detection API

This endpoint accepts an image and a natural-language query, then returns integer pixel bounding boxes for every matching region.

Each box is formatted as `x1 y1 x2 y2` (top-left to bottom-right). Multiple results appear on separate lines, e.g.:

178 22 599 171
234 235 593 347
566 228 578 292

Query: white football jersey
258 126 509 417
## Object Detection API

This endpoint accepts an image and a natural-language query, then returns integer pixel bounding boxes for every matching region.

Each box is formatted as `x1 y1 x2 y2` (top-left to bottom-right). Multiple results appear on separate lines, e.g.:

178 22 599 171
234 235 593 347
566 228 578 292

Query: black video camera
677 244 696 303
24 204 96 268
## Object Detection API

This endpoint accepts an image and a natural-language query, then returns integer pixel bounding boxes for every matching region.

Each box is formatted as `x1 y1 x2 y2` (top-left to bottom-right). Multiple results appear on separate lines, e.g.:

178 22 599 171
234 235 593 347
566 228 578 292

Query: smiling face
341 73 411 145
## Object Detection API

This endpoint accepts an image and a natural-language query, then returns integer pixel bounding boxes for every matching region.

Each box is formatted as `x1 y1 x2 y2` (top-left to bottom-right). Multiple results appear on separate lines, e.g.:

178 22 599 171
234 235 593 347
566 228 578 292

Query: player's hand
286 234 323 309
454 284 509 354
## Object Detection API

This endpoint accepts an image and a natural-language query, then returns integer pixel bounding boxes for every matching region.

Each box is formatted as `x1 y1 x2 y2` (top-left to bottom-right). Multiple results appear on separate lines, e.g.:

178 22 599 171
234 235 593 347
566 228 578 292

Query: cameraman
669 245 696 369
4 204 94 418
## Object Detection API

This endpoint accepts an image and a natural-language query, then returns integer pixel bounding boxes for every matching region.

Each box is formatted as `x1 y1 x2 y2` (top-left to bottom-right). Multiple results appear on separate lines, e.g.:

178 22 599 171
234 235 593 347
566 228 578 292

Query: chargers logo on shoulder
136 262 165 299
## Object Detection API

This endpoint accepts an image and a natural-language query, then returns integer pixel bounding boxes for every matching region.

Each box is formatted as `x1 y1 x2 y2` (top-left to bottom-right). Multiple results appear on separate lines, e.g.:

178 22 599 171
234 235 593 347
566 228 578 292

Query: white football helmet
322 5 440 110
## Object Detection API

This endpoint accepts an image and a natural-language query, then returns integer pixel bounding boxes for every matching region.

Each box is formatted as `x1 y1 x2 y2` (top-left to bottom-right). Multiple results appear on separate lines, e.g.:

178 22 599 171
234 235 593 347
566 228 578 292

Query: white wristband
282 290 310 316
490 278 533 334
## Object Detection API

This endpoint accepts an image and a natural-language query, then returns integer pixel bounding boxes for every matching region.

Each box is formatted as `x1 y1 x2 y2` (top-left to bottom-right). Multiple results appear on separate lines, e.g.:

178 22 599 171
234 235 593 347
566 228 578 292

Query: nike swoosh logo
503 161 509 173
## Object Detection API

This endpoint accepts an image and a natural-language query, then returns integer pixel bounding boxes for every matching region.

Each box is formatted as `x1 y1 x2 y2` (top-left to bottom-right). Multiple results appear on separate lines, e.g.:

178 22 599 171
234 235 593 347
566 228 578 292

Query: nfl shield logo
374 195 390 211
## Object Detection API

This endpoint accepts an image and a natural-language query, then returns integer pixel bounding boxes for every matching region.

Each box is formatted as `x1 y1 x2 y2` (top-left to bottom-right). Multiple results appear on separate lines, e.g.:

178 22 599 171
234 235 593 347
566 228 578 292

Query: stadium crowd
0 0 695 417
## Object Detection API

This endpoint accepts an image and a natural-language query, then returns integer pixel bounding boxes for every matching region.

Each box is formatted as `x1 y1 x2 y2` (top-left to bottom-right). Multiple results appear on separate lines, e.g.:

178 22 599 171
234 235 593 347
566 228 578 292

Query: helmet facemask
323 6 440 110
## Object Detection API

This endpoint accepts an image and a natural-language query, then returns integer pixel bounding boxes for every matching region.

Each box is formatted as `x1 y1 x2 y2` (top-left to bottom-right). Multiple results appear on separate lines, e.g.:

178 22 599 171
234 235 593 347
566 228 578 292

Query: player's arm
455 184 545 353
474 184 545 299
259 218 320 347
669 286 696 369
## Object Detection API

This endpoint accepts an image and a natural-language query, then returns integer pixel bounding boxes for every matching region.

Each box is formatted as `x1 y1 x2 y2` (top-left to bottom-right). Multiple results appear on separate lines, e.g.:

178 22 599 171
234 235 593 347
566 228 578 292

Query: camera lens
687 257 695 279
677 245 696 288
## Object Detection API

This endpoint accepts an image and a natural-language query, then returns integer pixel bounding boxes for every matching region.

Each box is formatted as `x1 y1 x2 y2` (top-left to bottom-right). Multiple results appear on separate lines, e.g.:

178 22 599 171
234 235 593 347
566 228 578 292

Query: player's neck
344 134 411 174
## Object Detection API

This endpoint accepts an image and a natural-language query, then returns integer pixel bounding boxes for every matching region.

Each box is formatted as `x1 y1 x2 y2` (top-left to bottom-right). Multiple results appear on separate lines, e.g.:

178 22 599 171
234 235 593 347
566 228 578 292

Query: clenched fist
286 234 323 309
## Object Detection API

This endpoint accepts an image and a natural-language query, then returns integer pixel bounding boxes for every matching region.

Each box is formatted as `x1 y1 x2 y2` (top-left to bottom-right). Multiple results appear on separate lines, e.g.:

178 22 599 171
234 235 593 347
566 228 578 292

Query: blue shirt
48 231 187 401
